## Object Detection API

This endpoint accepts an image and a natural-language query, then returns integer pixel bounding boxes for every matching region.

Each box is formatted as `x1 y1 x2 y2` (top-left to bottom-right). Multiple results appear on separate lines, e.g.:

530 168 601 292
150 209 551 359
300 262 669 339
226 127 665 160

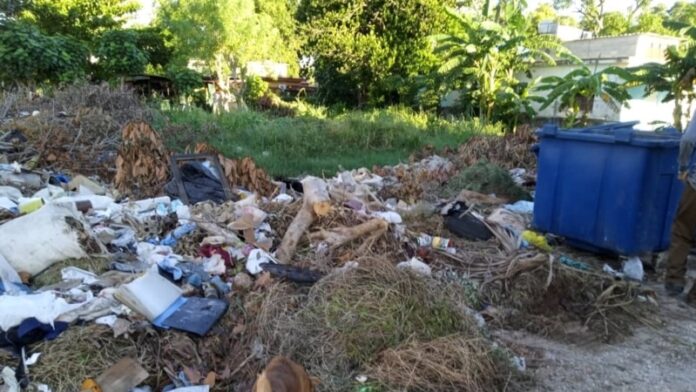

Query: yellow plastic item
522 230 552 252
80 378 102 392
18 198 44 214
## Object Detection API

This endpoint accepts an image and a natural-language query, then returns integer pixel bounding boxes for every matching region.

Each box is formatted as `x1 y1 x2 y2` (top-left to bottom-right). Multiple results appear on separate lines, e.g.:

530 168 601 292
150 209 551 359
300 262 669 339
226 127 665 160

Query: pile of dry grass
1 84 149 179
9 299 264 392
257 260 506 391
482 262 660 342
369 335 509 392
456 125 537 171
16 324 160 391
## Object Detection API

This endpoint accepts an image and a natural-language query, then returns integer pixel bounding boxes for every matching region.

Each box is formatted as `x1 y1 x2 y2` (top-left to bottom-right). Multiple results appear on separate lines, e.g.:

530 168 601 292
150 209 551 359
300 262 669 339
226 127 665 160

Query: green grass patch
154 106 503 177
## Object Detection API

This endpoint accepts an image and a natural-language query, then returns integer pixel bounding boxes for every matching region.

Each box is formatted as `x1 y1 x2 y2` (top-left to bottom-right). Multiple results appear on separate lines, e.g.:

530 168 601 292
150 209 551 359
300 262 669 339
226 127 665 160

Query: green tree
157 0 292 107
536 56 633 126
0 20 88 85
0 0 27 17
297 0 452 107
95 29 148 78
254 0 301 75
631 5 672 35
553 0 573 10
165 65 203 96
434 7 560 125
669 1 696 28
629 28 696 130
135 27 172 69
19 0 140 43
529 3 557 33
600 12 629 36
579 0 607 36
529 2 578 27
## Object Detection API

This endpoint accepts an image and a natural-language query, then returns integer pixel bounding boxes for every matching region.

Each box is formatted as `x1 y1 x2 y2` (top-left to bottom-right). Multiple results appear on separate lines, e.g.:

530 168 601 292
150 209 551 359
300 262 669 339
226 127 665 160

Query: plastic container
533 122 683 255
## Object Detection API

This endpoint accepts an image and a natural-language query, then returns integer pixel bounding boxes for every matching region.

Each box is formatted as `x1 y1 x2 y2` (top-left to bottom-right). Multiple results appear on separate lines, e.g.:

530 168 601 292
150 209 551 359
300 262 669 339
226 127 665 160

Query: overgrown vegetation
1 0 694 129
257 261 513 392
157 106 501 176
442 161 530 201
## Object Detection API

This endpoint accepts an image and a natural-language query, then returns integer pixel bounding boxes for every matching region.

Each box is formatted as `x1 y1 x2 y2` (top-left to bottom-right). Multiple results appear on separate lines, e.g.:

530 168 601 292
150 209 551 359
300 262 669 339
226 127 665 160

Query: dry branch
275 176 331 263
309 218 389 250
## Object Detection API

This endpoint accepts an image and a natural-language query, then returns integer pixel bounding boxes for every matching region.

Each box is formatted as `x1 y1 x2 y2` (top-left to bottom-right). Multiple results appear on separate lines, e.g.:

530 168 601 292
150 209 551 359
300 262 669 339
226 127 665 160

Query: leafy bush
243 75 270 106
95 29 148 79
0 20 88 85
165 66 202 96
442 161 530 201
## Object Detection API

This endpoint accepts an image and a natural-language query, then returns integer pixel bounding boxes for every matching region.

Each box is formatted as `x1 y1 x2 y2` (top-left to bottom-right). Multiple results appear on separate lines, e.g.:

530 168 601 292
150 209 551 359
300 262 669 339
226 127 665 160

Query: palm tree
536 56 633 127
628 27 696 130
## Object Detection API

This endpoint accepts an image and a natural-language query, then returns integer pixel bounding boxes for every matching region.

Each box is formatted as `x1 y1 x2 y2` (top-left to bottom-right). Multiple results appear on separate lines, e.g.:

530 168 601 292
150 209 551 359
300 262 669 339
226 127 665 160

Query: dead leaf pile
114 121 170 198
456 125 537 170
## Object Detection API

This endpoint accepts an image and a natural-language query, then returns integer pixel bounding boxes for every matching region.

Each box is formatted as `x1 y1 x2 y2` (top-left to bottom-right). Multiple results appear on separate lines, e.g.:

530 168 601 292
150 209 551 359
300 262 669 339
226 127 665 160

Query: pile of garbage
0 116 659 391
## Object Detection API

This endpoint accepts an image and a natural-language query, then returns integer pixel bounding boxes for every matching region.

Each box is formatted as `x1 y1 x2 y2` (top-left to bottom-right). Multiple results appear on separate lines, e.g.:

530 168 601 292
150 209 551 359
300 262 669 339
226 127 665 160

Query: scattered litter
0 204 102 276
521 230 552 252
115 270 227 335
67 175 106 195
260 263 323 284
272 193 293 204
0 367 20 392
444 202 492 241
168 387 210 392
246 249 276 275
396 258 432 276
0 291 86 331
504 200 534 215
166 154 233 204
0 104 667 391
511 356 526 372
0 254 23 295
622 256 644 282
558 255 591 271
61 267 99 284
90 357 149 392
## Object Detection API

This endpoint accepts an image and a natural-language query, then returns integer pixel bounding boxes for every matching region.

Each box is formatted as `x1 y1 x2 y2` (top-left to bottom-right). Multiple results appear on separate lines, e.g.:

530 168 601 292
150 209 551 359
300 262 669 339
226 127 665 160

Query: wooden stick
303 176 332 217
275 177 331 263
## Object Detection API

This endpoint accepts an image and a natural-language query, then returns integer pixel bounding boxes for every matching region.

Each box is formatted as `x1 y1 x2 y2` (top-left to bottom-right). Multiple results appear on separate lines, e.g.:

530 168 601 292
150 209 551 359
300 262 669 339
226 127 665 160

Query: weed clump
258 260 509 391
442 160 530 201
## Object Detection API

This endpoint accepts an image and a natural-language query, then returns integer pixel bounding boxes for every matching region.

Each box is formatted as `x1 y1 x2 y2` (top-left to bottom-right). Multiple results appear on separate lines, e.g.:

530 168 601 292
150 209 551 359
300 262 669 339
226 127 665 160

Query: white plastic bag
0 291 86 330
623 256 644 281
0 204 99 275
0 254 22 295
396 258 432 276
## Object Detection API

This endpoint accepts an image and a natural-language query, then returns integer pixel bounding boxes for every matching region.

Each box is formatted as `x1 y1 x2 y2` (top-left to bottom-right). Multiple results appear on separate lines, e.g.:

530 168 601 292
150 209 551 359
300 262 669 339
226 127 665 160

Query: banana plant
433 6 559 126
627 27 696 130
536 54 634 127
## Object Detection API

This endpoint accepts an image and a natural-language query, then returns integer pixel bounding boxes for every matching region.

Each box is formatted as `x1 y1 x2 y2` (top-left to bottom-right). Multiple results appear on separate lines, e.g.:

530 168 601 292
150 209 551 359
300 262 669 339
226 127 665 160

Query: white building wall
526 34 683 130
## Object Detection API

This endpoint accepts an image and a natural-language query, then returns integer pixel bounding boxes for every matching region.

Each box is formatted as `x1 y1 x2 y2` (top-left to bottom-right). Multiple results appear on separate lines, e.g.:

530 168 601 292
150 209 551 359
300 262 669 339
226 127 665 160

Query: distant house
529 22 682 129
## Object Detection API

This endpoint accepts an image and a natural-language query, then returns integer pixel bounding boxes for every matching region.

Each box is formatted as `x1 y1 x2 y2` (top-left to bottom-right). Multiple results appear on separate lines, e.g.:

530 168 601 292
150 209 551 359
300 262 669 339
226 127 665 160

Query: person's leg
666 185 696 292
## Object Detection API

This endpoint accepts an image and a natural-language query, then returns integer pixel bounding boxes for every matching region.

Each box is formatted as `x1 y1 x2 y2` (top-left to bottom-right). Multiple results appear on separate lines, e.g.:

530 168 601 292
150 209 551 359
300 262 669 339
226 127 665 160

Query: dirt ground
501 278 696 392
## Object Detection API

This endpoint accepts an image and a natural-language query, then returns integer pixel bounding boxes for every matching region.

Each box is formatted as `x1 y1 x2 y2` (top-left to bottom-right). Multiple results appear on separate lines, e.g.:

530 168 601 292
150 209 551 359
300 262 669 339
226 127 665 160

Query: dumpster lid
537 122 681 148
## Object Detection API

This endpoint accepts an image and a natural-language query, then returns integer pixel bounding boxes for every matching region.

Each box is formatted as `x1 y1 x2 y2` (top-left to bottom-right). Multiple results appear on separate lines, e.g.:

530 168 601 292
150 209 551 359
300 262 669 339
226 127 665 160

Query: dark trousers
666 184 696 285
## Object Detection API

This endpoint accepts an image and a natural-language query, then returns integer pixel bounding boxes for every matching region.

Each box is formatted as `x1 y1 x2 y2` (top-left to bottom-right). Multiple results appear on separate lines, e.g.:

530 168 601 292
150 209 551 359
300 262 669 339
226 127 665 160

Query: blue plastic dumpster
533 122 684 255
